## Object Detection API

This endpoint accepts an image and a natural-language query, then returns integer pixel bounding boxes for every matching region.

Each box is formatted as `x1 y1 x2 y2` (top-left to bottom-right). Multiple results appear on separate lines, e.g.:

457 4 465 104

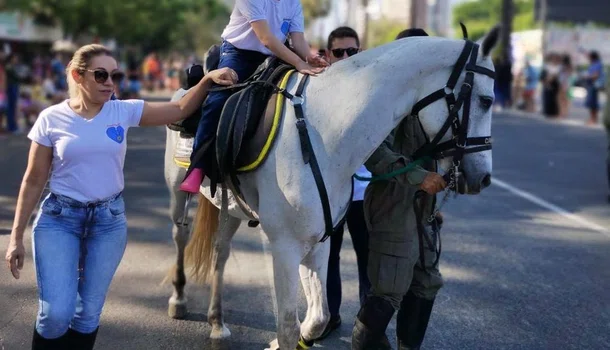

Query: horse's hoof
265 338 280 350
210 325 231 339
168 302 188 319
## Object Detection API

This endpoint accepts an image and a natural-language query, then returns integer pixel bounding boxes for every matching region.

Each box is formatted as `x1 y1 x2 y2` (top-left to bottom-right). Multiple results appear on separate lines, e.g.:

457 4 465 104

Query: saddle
215 60 294 179
169 44 295 181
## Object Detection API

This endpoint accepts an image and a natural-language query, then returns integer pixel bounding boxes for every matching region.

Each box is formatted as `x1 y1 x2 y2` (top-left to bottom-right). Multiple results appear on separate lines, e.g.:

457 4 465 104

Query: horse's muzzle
453 171 491 194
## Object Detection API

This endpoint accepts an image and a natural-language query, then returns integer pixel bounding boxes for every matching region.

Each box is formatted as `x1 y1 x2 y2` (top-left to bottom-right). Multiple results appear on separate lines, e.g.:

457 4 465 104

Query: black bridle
410 39 496 168
410 36 497 274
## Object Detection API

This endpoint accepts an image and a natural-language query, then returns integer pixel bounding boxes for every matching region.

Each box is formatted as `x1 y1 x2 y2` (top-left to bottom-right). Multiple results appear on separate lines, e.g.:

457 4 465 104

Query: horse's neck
305 54 423 181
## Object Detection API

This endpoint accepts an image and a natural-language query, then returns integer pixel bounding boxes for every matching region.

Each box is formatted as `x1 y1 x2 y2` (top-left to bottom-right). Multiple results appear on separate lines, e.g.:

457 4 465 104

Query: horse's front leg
299 240 331 344
267 237 306 350
208 215 241 339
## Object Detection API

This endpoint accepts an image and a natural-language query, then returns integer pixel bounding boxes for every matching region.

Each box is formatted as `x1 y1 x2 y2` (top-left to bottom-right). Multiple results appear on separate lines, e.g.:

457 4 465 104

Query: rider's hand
419 172 447 195
5 236 25 280
296 61 325 76
207 67 238 86
306 54 329 68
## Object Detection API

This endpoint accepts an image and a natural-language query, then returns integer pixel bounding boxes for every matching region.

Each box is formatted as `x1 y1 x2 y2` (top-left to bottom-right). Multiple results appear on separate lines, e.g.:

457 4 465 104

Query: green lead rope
352 156 431 182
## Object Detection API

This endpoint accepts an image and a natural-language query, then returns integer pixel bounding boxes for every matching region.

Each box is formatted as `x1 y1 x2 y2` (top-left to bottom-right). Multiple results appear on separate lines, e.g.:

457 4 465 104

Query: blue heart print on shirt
106 125 125 144
281 20 290 35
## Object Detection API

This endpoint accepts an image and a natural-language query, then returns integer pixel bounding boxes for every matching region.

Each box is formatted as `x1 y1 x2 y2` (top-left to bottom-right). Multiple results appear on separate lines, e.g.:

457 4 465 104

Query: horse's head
412 26 499 194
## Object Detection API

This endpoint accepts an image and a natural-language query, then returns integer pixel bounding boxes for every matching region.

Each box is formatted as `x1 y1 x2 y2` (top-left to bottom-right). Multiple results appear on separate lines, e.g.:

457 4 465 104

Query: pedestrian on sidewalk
583 51 604 125
4 43 237 350
541 53 561 118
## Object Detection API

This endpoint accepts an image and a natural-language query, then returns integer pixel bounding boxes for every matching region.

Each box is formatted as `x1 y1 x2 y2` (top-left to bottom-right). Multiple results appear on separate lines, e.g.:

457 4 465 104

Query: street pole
361 0 369 49
410 0 427 29
501 0 513 62
539 0 547 57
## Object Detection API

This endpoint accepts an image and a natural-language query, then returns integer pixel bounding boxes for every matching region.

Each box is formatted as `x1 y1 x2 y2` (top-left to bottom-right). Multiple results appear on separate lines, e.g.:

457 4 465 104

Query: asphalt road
1 109 609 350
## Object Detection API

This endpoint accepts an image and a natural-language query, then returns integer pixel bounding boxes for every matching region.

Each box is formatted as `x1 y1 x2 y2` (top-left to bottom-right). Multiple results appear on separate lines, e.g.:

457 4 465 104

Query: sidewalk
502 86 608 130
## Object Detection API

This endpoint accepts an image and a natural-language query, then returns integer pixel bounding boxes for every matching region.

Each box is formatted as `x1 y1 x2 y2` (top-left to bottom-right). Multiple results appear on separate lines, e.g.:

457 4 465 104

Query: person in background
5 53 28 133
313 26 371 342
540 53 561 118
521 57 538 113
583 50 604 125
558 54 574 118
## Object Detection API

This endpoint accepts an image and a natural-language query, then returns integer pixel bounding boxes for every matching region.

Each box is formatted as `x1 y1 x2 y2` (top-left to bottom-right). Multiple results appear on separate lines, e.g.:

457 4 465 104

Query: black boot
396 291 435 350
31 329 66 350
351 296 395 350
64 327 98 350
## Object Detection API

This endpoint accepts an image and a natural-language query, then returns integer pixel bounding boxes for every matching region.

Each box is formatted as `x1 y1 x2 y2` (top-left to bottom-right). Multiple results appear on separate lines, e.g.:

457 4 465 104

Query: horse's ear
480 25 501 57
460 22 468 40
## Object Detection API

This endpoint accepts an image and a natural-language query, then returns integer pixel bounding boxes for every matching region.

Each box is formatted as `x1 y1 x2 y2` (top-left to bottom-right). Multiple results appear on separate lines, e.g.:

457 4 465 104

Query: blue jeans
327 201 371 318
32 192 127 339
6 84 19 132
190 41 268 171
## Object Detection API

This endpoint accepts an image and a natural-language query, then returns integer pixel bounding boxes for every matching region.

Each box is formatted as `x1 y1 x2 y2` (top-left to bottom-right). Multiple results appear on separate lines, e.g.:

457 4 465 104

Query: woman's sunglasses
331 47 359 58
85 69 124 84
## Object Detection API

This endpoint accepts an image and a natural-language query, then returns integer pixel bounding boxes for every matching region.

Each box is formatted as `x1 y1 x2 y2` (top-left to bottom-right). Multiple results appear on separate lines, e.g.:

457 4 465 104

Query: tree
452 0 535 42
301 0 331 23
7 0 230 52
367 18 406 48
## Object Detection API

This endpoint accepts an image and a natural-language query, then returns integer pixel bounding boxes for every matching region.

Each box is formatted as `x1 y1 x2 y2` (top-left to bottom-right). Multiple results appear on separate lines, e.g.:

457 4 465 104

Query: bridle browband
410 39 496 166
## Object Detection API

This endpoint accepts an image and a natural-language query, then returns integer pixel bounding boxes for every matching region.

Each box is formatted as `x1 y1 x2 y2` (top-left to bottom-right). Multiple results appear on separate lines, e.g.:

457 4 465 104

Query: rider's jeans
32 192 127 338
190 41 268 171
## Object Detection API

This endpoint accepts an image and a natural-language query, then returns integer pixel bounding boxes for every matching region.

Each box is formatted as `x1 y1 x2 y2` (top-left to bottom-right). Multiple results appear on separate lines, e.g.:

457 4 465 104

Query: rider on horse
179 0 328 193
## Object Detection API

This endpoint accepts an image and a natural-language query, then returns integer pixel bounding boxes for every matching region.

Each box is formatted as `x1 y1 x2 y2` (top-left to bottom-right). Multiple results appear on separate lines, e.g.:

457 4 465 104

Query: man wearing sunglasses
351 28 447 350
314 26 374 343
325 27 361 64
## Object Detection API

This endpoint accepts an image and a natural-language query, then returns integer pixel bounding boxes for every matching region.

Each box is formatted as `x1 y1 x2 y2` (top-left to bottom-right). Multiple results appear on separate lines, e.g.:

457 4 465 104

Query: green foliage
7 0 230 53
452 0 536 40
367 18 408 48
301 0 331 22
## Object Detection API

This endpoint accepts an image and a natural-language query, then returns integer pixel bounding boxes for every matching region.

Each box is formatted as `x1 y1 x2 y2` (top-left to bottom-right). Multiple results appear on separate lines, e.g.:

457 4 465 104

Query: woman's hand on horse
296 61 325 76
207 67 239 86
419 172 447 195
5 236 25 280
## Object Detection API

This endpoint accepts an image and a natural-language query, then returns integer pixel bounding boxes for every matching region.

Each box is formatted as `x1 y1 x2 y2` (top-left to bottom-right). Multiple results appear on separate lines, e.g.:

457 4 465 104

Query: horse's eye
480 96 493 109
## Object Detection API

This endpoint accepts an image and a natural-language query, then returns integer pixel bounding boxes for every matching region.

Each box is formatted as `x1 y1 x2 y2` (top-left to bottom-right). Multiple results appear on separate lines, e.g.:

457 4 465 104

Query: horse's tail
184 193 219 284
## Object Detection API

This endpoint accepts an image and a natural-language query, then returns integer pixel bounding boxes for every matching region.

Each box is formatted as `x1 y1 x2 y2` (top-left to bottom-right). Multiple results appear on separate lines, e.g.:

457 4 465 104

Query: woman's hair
66 44 113 98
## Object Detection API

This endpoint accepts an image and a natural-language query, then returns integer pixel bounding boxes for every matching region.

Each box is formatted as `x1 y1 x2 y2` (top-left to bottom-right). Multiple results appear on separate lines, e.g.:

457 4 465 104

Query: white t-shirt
353 165 371 202
28 99 145 203
221 0 305 55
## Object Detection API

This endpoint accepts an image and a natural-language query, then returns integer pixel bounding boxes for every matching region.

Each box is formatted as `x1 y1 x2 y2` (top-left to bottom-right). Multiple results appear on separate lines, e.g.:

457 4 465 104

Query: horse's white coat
164 33 498 349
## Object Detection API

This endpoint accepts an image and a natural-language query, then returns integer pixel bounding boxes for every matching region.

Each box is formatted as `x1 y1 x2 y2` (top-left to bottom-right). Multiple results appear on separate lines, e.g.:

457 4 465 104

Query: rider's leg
180 41 268 193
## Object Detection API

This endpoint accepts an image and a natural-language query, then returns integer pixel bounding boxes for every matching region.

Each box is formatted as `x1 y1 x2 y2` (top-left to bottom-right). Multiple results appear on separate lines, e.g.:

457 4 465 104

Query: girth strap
283 74 347 242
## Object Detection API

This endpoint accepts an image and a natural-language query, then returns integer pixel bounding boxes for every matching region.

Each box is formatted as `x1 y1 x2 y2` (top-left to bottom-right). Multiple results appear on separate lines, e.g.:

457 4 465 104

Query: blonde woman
4 44 236 349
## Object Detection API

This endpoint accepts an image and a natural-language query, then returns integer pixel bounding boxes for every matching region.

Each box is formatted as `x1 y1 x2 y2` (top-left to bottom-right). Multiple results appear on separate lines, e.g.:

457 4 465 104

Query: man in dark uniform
351 28 447 350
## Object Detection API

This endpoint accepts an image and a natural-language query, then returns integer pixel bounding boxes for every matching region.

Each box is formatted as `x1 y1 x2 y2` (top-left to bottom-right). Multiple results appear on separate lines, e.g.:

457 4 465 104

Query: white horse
163 27 500 349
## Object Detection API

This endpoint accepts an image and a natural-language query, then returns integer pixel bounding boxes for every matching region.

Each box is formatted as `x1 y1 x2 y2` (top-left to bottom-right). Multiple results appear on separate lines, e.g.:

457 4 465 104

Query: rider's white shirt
353 165 371 202
221 0 305 55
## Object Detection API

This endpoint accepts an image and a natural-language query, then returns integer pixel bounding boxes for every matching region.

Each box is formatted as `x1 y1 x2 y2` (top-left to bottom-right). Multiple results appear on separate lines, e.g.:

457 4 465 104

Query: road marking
493 177 610 236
